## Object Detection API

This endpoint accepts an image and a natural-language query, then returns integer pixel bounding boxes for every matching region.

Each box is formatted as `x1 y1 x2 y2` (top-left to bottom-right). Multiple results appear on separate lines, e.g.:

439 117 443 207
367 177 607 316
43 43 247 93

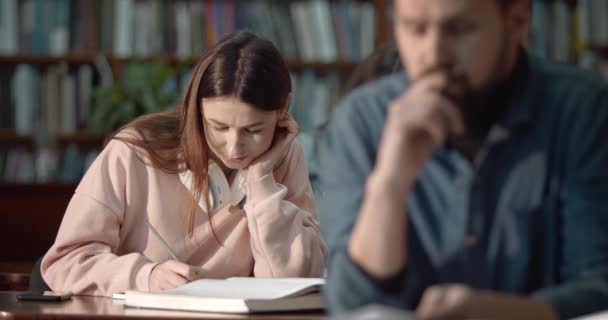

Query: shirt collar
479 50 538 147
497 50 537 131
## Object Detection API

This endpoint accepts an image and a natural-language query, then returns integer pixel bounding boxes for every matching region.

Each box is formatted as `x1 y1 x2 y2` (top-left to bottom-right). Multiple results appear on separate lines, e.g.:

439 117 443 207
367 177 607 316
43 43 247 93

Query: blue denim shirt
317 54 608 319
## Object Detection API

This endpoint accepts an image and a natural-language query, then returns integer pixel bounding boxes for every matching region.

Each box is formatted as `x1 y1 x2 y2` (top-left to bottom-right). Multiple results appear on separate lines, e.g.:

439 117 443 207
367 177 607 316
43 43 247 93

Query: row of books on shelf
0 135 321 185
0 61 341 138
0 63 94 135
0 145 99 184
290 71 344 182
0 139 321 185
0 71 339 185
529 0 608 63
290 70 341 132
0 134 321 185
0 0 377 62
578 0 608 47
530 0 576 62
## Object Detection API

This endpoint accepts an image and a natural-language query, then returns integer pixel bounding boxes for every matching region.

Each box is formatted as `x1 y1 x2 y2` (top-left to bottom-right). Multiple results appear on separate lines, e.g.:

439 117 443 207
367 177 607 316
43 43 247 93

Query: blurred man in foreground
318 0 608 319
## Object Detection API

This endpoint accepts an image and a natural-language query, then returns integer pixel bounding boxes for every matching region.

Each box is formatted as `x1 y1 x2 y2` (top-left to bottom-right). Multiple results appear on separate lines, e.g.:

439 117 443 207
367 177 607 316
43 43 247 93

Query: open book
124 277 325 314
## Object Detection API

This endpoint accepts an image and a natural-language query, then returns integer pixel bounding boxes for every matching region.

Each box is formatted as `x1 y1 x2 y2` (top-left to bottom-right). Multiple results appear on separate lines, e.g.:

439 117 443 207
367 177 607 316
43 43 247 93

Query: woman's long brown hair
108 31 292 241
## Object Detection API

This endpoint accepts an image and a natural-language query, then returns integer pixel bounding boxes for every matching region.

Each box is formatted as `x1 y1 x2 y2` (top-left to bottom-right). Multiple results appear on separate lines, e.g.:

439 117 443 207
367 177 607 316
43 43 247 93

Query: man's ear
280 93 292 117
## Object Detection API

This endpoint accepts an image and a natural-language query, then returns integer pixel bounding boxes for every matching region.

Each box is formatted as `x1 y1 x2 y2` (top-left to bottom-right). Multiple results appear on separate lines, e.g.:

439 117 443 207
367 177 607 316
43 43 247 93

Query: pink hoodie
41 135 326 296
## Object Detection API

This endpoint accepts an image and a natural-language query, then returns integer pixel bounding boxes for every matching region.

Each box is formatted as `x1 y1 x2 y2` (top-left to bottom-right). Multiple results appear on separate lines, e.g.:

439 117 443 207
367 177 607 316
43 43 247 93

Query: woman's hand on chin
247 113 299 180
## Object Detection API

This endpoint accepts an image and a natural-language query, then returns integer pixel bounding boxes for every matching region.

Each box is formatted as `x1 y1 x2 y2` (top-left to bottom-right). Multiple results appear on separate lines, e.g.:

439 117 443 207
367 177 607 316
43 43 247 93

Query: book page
164 278 324 300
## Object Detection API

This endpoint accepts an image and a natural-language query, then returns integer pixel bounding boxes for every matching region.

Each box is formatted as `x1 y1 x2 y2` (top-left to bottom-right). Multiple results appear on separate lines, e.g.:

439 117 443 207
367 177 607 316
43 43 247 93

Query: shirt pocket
489 152 547 259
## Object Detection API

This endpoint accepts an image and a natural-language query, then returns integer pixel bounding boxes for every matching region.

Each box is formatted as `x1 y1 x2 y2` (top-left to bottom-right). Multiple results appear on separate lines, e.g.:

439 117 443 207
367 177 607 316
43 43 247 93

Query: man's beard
446 64 507 138
423 35 511 139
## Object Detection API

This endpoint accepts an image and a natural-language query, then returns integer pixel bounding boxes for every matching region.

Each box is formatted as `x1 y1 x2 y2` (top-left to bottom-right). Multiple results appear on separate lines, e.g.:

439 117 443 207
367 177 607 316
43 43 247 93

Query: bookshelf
528 0 608 69
0 0 392 182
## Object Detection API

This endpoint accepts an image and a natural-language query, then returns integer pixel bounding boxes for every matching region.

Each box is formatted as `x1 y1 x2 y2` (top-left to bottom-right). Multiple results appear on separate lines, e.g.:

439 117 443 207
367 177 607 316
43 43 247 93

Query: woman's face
202 96 280 170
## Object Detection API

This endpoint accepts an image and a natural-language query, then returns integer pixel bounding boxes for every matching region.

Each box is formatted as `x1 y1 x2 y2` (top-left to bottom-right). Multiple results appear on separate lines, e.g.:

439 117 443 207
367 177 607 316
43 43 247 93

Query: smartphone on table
16 291 72 302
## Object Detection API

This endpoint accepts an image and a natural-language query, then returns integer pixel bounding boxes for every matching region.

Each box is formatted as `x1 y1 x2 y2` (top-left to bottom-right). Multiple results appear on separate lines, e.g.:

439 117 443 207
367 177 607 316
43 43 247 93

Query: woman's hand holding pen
149 260 203 292
247 113 299 180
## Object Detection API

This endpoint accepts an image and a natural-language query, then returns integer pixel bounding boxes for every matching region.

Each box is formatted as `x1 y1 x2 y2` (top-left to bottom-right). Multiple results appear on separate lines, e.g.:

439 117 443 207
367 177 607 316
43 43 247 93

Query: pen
146 221 180 262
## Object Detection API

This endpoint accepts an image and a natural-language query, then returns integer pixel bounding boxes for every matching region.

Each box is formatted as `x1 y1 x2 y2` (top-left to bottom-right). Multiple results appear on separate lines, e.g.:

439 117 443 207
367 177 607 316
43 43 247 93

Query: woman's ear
280 93 292 118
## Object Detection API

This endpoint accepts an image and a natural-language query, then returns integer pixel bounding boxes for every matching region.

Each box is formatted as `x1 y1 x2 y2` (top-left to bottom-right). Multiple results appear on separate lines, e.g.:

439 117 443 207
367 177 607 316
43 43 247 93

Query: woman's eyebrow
207 119 265 128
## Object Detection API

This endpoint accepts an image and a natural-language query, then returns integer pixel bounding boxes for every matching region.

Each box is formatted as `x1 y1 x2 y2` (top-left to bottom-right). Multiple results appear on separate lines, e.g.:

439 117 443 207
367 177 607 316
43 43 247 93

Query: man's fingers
415 68 467 98
416 98 462 146
417 286 448 319
442 285 472 316
394 87 464 144
416 285 472 320
433 101 465 137
414 71 467 137
415 72 451 93
422 120 447 148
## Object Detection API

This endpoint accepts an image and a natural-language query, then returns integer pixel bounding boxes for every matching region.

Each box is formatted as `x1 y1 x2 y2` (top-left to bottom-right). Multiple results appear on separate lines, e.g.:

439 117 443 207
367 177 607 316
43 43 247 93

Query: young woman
41 31 326 296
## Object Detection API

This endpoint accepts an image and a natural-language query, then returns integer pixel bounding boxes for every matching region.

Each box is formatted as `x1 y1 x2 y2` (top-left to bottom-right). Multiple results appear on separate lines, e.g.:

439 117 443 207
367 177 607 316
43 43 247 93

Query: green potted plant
91 61 183 132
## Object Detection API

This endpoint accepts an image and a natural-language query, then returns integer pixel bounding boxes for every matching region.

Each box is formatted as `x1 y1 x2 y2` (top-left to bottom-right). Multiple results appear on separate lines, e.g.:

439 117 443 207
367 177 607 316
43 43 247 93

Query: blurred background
0 0 607 289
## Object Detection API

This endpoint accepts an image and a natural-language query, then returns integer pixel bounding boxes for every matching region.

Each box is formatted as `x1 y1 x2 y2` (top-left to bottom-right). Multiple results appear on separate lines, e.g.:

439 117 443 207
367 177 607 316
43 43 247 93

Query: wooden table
0 292 328 320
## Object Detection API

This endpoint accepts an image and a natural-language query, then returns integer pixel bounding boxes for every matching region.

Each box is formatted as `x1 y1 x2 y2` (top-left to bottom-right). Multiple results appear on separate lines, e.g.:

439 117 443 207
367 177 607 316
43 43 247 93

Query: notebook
124 277 325 314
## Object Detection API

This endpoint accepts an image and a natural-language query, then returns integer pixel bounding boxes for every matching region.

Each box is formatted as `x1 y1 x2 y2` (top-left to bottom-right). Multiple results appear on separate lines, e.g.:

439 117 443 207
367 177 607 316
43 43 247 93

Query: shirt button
465 234 478 248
